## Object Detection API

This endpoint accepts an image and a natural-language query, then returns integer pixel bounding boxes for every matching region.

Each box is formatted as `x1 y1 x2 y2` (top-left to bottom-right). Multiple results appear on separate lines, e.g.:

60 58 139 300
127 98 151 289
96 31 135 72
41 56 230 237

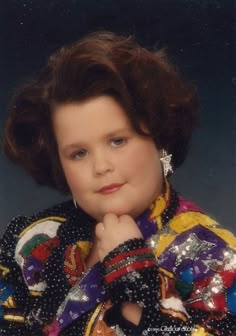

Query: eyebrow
61 127 132 153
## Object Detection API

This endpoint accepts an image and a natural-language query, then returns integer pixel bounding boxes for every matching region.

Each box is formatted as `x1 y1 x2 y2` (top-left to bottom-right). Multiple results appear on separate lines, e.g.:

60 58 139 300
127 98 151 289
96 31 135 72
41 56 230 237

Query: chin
99 203 127 214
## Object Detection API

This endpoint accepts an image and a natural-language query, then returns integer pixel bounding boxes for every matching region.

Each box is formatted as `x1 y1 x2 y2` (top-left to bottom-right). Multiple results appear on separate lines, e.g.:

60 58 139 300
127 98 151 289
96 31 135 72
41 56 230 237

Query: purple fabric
159 224 227 281
56 194 216 331
56 207 159 330
136 209 157 240
23 256 44 286
57 263 106 328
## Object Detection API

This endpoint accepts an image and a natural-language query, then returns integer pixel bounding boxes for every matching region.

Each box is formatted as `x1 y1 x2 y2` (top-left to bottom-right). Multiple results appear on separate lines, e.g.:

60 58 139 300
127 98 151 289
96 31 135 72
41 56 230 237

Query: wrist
102 238 159 307
103 238 156 285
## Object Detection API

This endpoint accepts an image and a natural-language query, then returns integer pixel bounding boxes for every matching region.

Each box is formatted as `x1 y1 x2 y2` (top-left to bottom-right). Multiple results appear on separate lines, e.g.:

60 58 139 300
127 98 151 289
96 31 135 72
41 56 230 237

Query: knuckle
95 222 104 237
103 213 117 223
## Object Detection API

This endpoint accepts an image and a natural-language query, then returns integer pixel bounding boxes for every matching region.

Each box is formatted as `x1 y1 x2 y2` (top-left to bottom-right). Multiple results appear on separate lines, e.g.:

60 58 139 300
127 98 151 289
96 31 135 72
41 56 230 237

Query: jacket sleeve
102 237 236 336
0 216 32 335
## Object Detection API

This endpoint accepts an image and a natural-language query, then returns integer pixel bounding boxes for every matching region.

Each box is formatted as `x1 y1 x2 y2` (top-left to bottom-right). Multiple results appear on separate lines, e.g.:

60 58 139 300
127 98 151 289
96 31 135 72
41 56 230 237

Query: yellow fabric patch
209 227 236 248
85 303 103 336
30 291 43 297
170 212 236 248
150 181 171 223
191 326 209 336
159 267 175 279
4 314 25 322
0 264 10 277
76 241 92 260
3 296 16 308
151 196 166 221
170 212 217 234
153 234 176 257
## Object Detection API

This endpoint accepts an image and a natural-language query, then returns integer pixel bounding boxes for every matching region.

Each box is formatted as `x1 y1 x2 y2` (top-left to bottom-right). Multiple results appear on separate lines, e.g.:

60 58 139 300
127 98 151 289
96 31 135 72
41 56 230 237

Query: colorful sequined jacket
1 185 236 336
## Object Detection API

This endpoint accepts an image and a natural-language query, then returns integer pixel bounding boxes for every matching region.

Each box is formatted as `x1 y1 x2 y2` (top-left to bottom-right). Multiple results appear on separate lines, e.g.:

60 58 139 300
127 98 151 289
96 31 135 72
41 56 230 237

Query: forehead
52 95 132 143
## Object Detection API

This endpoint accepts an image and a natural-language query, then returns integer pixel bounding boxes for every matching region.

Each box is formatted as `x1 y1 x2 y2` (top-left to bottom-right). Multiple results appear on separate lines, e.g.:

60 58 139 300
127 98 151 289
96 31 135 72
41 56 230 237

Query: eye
110 138 127 147
71 149 88 159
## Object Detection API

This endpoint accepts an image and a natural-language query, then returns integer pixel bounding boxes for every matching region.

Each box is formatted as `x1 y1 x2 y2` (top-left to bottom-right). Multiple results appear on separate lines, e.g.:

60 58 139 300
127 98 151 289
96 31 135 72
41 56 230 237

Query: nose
92 150 114 176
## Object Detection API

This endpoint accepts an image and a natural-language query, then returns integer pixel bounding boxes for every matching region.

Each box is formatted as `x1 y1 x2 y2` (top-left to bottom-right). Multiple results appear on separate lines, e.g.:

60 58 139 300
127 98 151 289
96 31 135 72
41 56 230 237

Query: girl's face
53 95 163 221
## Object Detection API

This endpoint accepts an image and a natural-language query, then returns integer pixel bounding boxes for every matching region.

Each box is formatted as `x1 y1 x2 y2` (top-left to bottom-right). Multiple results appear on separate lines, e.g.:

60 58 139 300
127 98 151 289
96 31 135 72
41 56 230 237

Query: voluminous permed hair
2 31 198 193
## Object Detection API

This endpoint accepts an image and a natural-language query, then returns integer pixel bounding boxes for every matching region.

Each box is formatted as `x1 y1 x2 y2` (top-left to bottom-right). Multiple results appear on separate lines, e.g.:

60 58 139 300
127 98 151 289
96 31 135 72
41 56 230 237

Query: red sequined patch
64 244 84 285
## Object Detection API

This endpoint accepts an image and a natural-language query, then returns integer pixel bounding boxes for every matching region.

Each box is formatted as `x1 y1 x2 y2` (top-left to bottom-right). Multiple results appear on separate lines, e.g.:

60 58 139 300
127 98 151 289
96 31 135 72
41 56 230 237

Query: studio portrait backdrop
0 0 235 235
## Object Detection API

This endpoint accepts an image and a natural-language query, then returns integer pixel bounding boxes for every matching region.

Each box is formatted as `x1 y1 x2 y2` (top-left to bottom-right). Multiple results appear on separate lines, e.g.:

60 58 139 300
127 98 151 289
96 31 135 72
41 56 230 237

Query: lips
97 183 125 194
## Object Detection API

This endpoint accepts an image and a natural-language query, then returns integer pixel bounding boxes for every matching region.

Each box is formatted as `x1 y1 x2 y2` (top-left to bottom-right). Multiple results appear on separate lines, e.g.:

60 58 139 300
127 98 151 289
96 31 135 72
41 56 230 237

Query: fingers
95 213 136 240
102 213 119 228
95 222 104 239
95 213 142 262
95 214 119 239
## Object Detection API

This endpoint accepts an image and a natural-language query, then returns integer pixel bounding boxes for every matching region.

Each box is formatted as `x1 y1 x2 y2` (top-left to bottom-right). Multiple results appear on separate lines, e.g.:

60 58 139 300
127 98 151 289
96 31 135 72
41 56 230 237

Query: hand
95 213 143 262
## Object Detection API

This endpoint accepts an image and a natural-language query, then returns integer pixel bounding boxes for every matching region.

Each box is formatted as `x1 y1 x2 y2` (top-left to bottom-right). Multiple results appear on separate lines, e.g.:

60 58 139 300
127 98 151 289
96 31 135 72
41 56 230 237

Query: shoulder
154 195 236 264
0 199 96 260
1 200 74 242
156 197 236 318
0 200 94 294
171 196 236 248
0 200 77 274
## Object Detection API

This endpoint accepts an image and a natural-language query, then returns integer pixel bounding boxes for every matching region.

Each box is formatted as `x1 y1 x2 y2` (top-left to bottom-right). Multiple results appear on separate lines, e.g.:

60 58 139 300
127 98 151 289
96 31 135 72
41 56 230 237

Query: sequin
0 185 236 335
169 233 216 266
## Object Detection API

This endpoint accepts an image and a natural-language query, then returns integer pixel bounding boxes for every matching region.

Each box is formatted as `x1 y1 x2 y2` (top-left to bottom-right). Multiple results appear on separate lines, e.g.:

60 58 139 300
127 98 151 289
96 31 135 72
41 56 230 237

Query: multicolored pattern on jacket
0 185 236 336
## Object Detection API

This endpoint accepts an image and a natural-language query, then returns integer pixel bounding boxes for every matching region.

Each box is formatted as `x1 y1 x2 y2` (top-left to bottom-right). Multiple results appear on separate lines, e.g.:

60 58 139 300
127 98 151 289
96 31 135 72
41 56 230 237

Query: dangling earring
160 149 173 177
73 199 78 208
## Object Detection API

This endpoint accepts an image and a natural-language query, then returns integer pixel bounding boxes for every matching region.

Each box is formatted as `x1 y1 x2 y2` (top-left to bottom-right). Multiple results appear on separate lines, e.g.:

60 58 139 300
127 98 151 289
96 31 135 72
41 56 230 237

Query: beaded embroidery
0 184 236 335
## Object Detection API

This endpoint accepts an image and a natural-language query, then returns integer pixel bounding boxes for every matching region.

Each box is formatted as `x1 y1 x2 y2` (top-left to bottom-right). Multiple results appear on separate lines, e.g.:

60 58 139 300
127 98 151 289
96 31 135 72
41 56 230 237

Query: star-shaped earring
160 149 173 177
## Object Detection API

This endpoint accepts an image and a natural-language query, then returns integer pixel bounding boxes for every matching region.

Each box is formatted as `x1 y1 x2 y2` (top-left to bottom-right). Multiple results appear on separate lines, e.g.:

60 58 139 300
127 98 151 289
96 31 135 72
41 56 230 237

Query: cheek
127 144 160 176
59 161 85 194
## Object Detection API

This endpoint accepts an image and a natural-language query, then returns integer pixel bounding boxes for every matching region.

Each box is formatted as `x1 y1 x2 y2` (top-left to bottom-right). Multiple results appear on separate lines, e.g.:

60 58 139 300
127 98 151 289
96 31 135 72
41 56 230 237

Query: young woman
1 31 236 336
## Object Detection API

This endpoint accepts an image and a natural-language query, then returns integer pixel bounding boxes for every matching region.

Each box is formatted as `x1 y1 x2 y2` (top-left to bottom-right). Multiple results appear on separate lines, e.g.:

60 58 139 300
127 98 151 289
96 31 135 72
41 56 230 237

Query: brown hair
2 31 198 193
